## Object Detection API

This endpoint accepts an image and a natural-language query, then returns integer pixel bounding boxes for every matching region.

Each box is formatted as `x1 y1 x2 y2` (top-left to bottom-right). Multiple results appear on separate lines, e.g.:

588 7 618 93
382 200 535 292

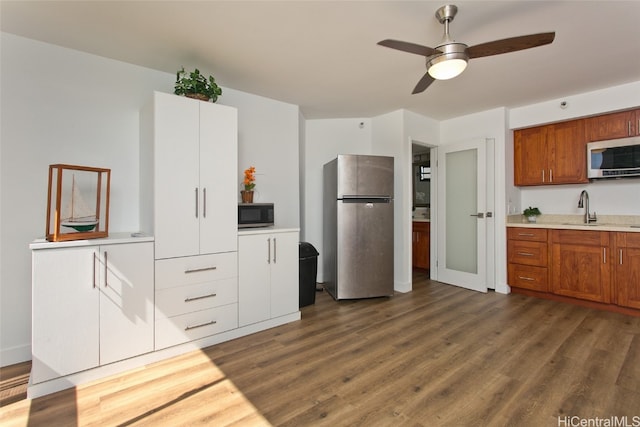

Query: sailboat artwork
46 164 111 242
61 174 99 232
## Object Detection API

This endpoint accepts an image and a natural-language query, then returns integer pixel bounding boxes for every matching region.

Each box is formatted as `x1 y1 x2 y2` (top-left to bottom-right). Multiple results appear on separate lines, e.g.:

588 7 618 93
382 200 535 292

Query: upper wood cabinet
587 109 640 142
514 119 588 186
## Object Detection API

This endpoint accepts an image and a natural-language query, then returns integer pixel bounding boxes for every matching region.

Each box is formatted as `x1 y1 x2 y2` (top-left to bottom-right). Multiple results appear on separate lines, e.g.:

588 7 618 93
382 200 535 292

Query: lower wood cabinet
550 229 611 303
31 238 154 384
615 233 640 309
238 229 299 327
507 227 548 292
412 221 430 269
508 226 640 315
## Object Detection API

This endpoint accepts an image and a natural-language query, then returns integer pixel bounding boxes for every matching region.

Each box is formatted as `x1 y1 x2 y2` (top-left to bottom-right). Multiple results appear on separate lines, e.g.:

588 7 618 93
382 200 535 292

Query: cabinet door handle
184 266 217 274
273 238 277 264
185 293 217 303
603 248 606 264
195 188 199 218
203 188 207 218
517 233 535 237
517 252 534 257
542 170 545 183
184 320 216 331
619 249 623 265
267 238 271 264
104 251 108 288
518 276 535 281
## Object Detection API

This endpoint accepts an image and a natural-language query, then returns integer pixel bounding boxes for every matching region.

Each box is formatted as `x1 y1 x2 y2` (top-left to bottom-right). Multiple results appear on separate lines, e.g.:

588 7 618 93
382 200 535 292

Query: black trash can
299 242 319 307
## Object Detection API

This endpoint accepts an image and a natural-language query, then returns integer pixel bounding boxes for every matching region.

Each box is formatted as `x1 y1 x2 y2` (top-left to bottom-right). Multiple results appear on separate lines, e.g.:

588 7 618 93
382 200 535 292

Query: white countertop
238 227 300 236
412 218 431 223
30 232 154 250
507 214 640 233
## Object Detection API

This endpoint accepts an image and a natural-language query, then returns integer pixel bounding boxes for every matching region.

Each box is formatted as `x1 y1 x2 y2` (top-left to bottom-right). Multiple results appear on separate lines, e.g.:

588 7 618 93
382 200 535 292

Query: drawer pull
184 293 217 303
185 320 216 331
517 233 535 237
517 276 535 281
516 252 534 257
184 266 217 274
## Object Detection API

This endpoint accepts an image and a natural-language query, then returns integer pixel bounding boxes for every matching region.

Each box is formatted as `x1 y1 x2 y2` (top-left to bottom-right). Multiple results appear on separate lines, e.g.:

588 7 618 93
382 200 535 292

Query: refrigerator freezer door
335 199 394 298
336 155 394 199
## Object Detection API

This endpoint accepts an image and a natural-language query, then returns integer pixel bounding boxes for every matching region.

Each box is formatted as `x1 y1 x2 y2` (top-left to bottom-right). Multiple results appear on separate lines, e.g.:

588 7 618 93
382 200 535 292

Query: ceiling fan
378 4 555 94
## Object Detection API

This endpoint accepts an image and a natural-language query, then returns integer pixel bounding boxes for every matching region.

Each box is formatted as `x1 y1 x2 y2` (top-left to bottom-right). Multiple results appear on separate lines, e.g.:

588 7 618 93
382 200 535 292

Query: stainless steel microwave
238 203 274 228
587 136 640 179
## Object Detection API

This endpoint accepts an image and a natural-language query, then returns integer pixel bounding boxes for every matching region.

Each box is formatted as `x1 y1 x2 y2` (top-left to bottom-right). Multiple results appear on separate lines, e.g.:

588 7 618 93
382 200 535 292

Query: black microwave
238 203 274 228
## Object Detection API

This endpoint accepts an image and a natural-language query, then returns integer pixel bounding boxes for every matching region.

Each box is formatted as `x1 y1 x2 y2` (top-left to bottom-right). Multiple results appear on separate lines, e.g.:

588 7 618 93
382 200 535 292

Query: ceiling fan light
426 43 469 80
428 57 467 80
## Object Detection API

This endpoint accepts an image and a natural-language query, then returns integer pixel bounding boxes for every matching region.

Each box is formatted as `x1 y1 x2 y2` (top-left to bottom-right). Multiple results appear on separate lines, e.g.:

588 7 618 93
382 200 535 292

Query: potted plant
174 67 222 102
523 206 541 223
241 166 256 203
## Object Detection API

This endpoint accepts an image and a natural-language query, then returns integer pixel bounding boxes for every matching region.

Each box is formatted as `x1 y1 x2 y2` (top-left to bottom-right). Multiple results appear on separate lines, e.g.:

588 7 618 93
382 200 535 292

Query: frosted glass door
436 139 487 293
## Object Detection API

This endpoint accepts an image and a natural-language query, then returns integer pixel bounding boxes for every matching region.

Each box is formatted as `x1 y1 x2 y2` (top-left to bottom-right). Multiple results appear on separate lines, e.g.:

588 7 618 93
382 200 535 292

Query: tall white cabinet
141 91 238 259
31 236 154 384
140 92 239 351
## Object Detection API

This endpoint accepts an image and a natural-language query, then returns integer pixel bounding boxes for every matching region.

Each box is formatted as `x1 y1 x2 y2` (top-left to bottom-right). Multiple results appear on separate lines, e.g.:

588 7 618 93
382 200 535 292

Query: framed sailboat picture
46 164 111 242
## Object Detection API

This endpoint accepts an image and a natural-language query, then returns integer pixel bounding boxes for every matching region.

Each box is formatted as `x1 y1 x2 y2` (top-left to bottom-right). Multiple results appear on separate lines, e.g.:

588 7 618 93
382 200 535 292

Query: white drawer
155 252 237 290
155 277 237 319
155 304 238 350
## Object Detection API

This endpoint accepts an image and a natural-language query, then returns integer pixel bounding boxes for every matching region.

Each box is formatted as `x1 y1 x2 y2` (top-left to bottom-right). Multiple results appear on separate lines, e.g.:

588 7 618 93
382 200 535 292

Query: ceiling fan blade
467 32 555 59
377 39 438 57
412 73 436 94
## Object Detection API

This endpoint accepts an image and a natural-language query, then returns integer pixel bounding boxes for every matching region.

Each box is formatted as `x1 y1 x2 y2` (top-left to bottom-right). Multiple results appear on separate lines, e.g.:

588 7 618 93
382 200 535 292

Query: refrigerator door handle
341 196 391 203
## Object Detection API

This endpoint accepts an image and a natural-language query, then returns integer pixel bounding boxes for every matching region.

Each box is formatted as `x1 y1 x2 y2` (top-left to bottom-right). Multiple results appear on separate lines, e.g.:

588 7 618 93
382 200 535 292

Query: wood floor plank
1 275 639 426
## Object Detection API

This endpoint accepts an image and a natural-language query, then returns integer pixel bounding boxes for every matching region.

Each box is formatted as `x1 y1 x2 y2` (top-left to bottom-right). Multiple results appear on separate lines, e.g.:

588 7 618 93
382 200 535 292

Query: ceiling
2 1 639 120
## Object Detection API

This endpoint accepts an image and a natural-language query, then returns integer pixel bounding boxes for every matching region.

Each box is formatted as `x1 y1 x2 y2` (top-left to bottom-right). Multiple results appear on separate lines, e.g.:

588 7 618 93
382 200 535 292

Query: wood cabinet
238 230 299 327
507 227 549 292
31 239 154 384
140 91 237 260
550 229 611 303
514 119 588 186
587 108 640 141
412 221 430 269
614 233 640 309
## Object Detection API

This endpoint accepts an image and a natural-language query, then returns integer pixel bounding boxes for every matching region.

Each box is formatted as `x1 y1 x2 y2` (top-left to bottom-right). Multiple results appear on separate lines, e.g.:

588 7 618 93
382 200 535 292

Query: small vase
527 215 537 223
241 190 254 203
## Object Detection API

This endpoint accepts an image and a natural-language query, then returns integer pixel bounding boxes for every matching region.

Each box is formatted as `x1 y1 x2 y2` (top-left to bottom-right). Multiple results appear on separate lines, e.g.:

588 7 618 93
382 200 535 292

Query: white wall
509 82 640 218
303 118 372 282
222 88 300 229
0 33 301 366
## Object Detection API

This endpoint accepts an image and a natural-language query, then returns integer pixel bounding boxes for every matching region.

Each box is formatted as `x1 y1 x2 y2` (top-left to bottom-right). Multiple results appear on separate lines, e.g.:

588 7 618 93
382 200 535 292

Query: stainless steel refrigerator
323 154 394 300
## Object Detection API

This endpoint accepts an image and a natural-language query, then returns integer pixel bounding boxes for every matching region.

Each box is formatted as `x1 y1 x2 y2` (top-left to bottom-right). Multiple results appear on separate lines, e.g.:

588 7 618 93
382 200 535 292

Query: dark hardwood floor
1 270 639 426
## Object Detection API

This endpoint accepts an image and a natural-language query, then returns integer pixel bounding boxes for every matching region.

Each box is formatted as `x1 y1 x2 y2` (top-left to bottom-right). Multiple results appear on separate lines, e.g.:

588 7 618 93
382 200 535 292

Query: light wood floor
2 271 640 426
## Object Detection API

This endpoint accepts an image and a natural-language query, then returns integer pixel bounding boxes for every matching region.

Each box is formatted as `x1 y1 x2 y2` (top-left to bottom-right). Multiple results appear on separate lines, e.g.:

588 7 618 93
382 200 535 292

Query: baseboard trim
0 343 31 368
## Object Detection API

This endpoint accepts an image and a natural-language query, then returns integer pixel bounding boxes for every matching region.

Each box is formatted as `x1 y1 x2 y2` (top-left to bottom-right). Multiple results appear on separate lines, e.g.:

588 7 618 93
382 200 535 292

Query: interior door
436 139 488 292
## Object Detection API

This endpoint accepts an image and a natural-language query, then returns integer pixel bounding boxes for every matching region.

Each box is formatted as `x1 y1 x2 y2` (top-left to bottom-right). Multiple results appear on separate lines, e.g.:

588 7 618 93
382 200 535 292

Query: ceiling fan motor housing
427 42 469 80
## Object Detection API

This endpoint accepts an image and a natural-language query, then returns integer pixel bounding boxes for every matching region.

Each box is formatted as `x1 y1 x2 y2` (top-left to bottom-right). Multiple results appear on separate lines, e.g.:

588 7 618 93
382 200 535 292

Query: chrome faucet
578 190 597 224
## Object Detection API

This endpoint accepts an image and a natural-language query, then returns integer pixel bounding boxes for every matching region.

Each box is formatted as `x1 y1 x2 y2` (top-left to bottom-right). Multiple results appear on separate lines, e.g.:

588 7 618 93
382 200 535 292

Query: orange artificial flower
243 166 256 191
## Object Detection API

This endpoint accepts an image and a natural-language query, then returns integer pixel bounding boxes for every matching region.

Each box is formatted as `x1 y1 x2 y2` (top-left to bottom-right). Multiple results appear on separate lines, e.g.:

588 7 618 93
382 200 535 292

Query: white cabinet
31 238 154 384
238 230 299 326
154 252 238 350
141 91 238 260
